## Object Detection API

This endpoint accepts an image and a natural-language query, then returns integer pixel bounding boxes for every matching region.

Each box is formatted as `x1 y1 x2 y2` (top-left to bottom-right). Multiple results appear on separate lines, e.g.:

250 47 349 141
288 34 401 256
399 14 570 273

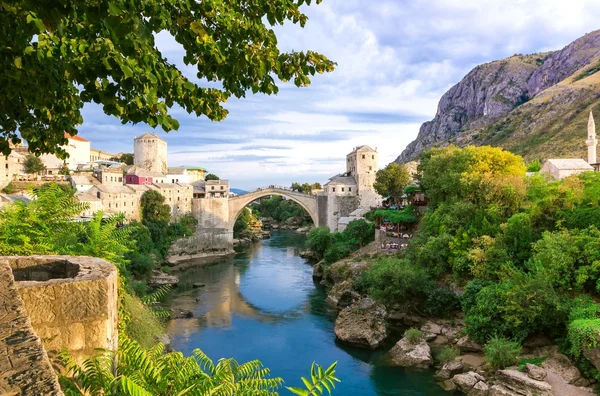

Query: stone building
40 133 91 173
540 111 598 179
320 145 381 231
95 164 125 186
133 132 168 174
0 151 26 186
85 183 193 221
185 167 207 183
90 148 115 162
540 159 593 180
125 166 165 184
166 167 190 184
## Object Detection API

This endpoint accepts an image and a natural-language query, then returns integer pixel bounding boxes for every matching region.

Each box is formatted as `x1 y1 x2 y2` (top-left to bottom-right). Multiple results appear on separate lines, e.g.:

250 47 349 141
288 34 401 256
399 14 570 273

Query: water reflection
166 231 453 395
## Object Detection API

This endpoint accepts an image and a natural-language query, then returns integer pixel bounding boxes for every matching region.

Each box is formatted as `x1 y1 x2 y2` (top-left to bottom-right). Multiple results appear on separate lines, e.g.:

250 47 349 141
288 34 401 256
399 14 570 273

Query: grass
122 293 165 349
517 356 548 372
404 328 423 344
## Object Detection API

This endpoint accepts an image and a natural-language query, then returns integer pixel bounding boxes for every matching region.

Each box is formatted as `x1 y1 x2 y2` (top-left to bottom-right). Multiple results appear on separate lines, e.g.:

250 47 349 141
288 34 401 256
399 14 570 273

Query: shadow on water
166 231 455 395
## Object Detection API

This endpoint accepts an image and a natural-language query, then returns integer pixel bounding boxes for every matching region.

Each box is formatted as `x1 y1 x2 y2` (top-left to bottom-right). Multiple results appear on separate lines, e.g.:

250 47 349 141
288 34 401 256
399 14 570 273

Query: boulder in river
389 337 433 369
334 297 388 349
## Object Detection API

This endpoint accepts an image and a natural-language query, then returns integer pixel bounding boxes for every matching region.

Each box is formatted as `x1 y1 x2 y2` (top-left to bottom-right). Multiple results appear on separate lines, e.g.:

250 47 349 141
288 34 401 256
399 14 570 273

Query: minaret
587 111 597 164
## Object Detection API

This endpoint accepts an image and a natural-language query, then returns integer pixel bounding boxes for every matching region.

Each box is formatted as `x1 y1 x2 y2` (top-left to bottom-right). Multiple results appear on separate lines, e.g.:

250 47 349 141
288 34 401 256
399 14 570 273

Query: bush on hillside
324 241 353 264
306 226 333 261
424 288 461 318
484 336 521 370
437 345 460 363
357 257 432 307
464 268 563 343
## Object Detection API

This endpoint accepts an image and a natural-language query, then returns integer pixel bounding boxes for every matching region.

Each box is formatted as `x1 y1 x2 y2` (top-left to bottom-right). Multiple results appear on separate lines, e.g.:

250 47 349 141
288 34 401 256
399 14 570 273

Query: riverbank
312 241 598 396
164 231 449 395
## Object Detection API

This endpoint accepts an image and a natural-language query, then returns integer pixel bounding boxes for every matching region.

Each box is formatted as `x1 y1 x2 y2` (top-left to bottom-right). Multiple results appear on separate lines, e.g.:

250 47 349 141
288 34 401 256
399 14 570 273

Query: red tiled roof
64 132 89 142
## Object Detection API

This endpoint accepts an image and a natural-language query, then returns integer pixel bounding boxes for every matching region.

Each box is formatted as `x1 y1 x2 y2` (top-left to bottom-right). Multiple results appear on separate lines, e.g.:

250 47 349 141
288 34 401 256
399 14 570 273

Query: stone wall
193 197 230 229
134 134 168 174
167 229 234 265
324 195 360 231
0 261 63 395
3 255 119 365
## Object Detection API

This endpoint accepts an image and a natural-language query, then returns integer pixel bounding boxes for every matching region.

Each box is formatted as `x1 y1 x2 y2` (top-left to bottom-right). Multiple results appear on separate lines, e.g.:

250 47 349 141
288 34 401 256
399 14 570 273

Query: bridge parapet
228 188 319 229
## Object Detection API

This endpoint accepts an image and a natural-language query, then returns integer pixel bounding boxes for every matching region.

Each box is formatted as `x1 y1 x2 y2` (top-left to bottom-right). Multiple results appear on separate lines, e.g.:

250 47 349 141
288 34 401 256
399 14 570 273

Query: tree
58 164 70 175
140 190 171 225
312 182 322 190
111 153 134 165
291 182 303 192
1 1 335 157
418 145 526 213
205 173 220 181
23 154 45 175
374 162 411 202
301 182 313 194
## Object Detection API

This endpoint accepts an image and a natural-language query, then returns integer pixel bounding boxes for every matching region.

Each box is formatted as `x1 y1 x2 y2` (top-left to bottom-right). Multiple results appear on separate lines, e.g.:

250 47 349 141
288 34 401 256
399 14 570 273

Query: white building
166 167 190 184
540 159 593 180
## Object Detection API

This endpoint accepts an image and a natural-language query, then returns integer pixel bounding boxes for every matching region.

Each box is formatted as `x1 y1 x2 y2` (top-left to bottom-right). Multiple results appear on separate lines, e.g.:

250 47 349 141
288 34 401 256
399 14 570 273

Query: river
166 231 450 395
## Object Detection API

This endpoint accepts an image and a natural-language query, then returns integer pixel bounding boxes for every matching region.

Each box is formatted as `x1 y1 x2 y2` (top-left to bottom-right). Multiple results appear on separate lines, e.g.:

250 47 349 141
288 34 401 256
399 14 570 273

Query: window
4 164 7 169
332 187 336 192
178 197 180 201
119 177 122 182
124 202 126 207
145 177 148 182
362 155 365 159
211 186 214 190
369 166 372 170
220 186 224 190
372 155 375 159
97 192 101 199
176 179 179 183
341 187 345 192
349 187 352 192
108 203 111 208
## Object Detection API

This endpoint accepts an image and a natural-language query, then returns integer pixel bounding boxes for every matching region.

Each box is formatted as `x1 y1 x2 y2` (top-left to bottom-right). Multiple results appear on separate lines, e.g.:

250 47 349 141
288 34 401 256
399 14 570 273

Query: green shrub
160 266 172 274
425 288 461 318
484 336 522 370
1 181 17 194
517 356 547 372
127 253 155 278
342 219 374 247
121 293 165 349
129 280 149 297
404 328 423 344
568 319 600 357
323 242 353 264
464 268 563 343
461 279 493 312
359 257 433 306
437 345 460 362
306 226 332 261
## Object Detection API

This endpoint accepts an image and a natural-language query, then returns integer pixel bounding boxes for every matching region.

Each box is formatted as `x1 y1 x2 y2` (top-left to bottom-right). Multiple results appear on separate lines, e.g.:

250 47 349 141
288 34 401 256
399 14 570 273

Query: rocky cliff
396 29 600 163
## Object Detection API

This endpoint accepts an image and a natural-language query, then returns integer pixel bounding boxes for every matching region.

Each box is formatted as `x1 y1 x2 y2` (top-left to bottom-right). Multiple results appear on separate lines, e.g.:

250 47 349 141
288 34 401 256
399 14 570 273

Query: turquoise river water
166 231 451 395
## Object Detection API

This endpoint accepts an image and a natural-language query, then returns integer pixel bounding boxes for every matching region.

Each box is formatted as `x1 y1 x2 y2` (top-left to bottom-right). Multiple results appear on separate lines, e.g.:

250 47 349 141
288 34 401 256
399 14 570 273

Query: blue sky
78 0 600 190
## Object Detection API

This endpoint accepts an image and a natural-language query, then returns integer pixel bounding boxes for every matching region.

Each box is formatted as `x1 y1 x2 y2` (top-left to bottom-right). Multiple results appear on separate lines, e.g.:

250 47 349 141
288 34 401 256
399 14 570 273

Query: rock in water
333 297 388 349
451 371 485 393
389 337 433 369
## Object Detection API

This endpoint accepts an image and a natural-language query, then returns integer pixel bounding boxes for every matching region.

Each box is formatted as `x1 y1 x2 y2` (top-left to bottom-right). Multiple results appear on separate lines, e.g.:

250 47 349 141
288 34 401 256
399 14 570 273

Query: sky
78 0 600 190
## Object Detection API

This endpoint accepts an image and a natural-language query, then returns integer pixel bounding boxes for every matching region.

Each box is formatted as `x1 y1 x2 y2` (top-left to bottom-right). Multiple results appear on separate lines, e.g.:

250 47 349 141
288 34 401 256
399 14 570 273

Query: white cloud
78 0 600 189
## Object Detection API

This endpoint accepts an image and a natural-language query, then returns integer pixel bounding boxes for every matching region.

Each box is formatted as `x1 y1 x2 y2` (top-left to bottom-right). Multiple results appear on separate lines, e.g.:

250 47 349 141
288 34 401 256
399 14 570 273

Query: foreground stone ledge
0 255 118 365
0 261 63 395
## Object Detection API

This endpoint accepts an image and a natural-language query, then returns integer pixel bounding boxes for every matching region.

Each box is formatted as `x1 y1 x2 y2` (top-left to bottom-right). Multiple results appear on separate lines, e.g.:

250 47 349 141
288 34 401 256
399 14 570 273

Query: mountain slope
396 30 600 163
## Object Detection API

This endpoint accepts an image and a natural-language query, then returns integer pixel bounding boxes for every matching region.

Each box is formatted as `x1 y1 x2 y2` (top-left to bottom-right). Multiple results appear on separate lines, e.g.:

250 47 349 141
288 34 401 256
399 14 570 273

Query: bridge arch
227 188 319 232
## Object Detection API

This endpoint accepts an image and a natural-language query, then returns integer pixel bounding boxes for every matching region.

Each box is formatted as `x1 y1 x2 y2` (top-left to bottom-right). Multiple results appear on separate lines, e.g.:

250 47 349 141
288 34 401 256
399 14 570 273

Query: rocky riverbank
311 242 599 395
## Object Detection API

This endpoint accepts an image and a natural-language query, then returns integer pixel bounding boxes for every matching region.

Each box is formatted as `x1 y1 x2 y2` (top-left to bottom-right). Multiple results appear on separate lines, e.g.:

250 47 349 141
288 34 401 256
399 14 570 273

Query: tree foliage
23 154 45 174
373 162 411 201
418 145 526 215
60 336 339 396
205 173 220 181
1 0 334 156
140 190 171 225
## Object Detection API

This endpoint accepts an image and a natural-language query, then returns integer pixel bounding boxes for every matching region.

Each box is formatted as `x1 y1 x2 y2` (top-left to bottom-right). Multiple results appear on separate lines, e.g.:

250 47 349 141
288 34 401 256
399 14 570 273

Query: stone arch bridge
168 187 355 263
227 187 320 230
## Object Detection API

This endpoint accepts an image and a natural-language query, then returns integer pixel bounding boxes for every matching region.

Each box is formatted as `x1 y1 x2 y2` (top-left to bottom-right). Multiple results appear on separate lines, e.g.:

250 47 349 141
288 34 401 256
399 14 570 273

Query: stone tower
346 145 380 207
134 132 168 174
587 111 597 164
